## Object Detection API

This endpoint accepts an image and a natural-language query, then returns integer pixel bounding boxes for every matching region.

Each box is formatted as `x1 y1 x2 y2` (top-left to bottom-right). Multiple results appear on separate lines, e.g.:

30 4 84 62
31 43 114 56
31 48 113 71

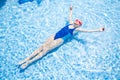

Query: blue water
0 0 7 9
0 0 120 80
18 0 34 4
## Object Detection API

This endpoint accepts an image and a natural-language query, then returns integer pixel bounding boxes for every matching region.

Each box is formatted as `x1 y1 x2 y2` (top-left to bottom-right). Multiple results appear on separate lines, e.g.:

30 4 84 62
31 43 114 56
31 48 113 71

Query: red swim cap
75 19 82 26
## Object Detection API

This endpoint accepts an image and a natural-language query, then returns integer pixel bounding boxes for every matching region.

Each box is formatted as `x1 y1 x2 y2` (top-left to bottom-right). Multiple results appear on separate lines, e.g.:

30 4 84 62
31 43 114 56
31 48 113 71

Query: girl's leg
19 35 55 65
48 38 64 51
29 38 64 65
19 46 43 65
20 48 48 69
20 38 64 69
28 39 63 63
21 34 63 69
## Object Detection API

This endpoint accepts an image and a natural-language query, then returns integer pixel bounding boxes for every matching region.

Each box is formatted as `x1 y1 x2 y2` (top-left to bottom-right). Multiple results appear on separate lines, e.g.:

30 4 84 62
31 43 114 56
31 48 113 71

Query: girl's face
74 19 82 28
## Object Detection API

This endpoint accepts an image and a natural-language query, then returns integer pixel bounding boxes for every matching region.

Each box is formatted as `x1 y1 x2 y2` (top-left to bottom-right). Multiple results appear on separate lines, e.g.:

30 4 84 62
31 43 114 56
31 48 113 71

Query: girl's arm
75 27 105 32
69 6 73 24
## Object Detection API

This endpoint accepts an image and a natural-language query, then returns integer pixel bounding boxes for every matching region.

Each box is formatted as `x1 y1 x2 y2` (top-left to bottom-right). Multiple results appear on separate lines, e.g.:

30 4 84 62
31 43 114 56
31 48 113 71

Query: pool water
0 0 120 80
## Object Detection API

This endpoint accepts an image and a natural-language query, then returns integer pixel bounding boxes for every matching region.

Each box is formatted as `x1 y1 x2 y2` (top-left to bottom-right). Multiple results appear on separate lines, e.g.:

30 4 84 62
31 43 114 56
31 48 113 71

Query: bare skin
19 6 104 69
19 35 64 69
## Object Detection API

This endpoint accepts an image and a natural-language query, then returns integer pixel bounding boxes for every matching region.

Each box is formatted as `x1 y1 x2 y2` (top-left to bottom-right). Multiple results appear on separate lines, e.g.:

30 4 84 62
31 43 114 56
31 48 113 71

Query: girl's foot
20 62 29 69
18 59 27 65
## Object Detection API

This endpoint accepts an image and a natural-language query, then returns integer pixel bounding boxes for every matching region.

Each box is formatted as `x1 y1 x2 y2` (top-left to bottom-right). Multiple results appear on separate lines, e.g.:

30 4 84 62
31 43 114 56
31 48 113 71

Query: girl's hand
70 6 73 10
99 27 105 32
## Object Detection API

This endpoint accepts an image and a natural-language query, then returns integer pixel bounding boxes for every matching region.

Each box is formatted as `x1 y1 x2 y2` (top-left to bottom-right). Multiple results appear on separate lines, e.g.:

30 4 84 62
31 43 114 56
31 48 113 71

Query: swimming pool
0 0 120 80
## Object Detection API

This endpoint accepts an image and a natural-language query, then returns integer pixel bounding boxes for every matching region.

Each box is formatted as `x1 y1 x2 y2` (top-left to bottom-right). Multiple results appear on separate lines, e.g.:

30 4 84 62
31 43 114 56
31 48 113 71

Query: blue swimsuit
54 24 76 40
